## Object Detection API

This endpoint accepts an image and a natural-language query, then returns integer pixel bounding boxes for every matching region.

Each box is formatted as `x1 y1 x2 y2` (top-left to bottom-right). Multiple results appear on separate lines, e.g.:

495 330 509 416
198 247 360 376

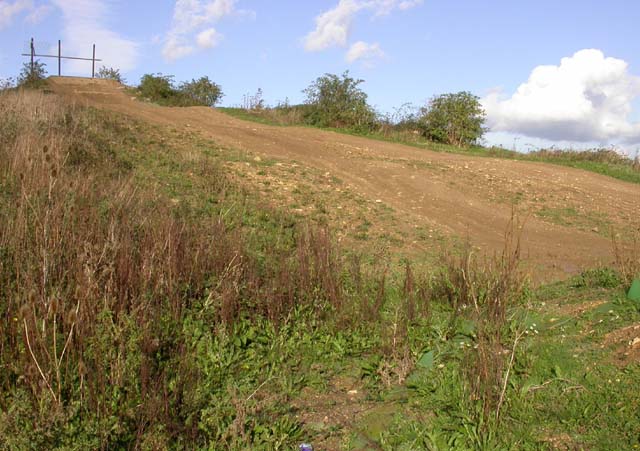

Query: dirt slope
48 77 640 280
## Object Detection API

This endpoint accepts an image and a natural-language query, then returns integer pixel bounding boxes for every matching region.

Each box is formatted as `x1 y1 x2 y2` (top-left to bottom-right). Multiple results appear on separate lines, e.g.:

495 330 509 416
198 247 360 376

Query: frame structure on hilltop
21 38 102 78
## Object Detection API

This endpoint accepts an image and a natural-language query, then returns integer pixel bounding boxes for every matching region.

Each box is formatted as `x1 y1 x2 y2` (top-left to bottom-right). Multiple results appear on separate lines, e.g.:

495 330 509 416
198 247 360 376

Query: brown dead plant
436 213 527 423
612 227 640 285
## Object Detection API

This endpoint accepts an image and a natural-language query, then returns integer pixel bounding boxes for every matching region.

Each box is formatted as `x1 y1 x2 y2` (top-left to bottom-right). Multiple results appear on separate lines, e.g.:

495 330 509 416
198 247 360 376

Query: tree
303 71 376 130
419 91 486 147
17 60 47 88
96 66 126 84
179 76 224 107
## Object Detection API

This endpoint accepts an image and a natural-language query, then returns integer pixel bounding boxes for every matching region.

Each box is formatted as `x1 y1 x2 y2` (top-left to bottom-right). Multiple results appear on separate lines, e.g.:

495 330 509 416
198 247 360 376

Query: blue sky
1 0 639 153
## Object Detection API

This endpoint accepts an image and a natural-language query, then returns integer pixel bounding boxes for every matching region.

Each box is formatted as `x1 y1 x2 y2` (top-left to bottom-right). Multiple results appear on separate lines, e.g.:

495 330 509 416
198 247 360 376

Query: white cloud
25 3 52 24
163 0 251 62
303 0 422 58
0 0 53 28
373 0 423 16
196 27 222 49
483 49 640 145
0 0 32 29
51 0 138 73
345 41 385 66
303 0 364 52
163 37 194 61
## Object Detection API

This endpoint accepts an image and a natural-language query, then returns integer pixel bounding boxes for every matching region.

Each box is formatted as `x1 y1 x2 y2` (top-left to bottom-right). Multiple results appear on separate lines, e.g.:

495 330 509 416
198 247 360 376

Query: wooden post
30 38 34 74
58 40 61 76
92 44 96 78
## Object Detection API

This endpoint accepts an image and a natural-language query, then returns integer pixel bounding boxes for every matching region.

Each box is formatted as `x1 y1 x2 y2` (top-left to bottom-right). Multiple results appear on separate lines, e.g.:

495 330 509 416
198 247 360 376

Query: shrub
138 73 178 102
419 91 486 147
302 71 376 131
180 76 224 107
137 73 223 107
96 66 126 84
17 60 47 88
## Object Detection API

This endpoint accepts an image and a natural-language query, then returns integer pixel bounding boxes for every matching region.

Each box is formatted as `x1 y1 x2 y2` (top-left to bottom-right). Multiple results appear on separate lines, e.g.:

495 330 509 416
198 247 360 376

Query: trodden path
49 77 640 281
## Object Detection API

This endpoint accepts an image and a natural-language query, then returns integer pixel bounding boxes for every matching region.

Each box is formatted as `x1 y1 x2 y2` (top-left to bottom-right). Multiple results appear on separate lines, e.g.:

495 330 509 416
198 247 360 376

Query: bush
138 73 178 102
302 71 376 131
179 76 224 106
137 73 223 107
419 91 486 147
17 60 47 88
95 66 126 84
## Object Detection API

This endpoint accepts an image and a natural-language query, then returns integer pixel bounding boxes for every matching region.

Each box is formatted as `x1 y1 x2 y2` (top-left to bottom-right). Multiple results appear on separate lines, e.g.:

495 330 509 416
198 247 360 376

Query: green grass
536 206 612 235
354 275 640 450
219 107 640 185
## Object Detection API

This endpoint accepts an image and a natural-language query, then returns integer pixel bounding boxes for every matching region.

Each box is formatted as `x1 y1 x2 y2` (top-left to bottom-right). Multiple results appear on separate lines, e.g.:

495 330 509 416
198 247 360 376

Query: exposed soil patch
603 323 640 365
555 299 608 317
291 376 381 451
48 77 640 282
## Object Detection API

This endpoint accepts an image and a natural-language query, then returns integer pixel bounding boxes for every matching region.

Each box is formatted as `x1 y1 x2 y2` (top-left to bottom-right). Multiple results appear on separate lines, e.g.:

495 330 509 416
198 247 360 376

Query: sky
1 0 639 154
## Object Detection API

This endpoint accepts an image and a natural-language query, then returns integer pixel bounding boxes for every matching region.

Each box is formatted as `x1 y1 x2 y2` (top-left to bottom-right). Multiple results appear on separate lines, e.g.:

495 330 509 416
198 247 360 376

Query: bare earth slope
49 77 640 280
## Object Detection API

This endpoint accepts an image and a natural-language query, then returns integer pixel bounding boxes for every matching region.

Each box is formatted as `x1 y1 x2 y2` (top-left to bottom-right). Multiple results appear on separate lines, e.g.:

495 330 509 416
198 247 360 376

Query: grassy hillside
1 89 639 450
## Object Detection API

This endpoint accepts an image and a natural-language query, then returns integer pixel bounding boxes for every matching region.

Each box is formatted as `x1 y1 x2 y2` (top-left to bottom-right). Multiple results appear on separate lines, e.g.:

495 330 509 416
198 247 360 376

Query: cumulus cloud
303 0 364 52
483 49 640 144
0 0 33 29
196 27 222 49
163 0 251 62
303 0 422 53
374 0 423 16
345 41 385 66
25 3 52 24
51 0 138 73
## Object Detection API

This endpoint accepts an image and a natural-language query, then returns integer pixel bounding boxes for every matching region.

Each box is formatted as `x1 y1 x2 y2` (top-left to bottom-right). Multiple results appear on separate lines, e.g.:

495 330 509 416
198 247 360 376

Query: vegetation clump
95 66 126 83
418 91 487 147
17 60 47 88
136 73 223 107
302 71 376 131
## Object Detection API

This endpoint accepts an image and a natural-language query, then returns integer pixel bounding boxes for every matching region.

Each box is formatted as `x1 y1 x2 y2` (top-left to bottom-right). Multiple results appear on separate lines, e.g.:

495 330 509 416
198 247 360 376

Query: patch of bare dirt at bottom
555 299 607 317
292 376 382 451
603 323 640 365
543 432 583 450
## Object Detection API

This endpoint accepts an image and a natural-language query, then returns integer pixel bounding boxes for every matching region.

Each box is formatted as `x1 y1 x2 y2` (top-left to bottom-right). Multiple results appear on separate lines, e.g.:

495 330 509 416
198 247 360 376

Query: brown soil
603 323 640 365
291 376 377 451
48 77 640 282
555 300 607 317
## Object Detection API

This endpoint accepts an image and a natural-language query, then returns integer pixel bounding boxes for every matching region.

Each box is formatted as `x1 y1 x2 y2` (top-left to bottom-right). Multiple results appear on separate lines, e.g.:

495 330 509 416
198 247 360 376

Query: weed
612 228 640 285
433 214 527 428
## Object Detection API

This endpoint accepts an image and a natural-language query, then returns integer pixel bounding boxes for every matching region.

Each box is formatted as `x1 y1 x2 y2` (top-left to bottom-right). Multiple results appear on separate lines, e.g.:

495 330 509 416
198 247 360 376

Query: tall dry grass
433 216 527 422
612 229 640 284
528 147 635 166
0 89 361 446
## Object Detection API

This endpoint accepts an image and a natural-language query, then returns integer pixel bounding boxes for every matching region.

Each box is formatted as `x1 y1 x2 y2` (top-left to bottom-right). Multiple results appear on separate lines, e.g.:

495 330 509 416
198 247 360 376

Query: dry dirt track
49 77 640 281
